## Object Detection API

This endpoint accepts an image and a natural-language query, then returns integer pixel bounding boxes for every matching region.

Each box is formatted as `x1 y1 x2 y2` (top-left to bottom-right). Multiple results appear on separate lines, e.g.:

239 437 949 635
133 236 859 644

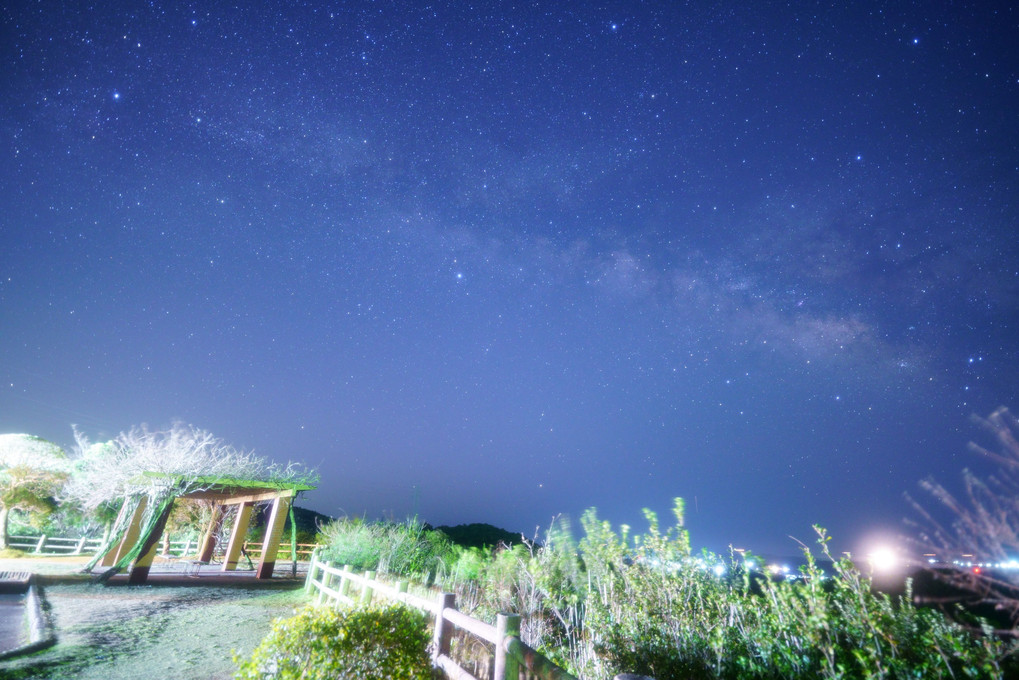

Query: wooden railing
242 541 319 560
6 534 104 555
305 552 578 680
5 534 319 562
155 539 318 561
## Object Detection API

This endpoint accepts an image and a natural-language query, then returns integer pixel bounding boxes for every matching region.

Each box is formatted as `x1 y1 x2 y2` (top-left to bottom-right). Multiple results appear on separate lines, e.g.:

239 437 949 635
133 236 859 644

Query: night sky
2 2 1017 556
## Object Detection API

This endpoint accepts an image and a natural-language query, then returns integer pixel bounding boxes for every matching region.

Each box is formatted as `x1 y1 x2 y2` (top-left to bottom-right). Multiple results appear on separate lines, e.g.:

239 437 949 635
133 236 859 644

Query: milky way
2 1 1017 554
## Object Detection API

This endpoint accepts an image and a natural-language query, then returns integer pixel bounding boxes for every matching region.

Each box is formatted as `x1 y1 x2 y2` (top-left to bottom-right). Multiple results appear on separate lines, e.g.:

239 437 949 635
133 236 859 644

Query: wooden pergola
97 475 316 585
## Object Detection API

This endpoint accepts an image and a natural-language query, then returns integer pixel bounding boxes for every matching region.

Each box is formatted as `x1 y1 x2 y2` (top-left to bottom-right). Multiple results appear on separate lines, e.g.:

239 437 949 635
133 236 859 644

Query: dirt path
0 558 310 680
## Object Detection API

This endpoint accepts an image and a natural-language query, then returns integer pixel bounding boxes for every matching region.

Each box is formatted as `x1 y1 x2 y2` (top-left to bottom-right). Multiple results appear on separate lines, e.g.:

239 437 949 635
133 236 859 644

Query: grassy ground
0 556 309 680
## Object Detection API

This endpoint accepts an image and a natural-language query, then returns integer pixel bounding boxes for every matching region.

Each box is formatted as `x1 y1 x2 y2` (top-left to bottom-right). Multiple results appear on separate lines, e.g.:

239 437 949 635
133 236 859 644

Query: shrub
448 546 487 583
581 514 1011 680
307 501 1015 679
317 517 456 581
234 603 433 680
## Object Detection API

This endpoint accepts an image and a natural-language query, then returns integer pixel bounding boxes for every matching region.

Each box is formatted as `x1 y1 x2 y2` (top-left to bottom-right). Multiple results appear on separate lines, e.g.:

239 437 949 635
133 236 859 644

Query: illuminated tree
908 406 1019 627
0 434 69 549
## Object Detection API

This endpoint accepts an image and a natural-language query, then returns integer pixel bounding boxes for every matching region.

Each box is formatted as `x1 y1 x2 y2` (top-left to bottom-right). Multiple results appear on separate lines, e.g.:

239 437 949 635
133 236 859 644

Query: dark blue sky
2 1 1017 555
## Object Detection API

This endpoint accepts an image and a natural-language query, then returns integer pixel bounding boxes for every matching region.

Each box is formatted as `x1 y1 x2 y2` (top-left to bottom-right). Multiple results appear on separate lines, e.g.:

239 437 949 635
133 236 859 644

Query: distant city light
936 555 1019 572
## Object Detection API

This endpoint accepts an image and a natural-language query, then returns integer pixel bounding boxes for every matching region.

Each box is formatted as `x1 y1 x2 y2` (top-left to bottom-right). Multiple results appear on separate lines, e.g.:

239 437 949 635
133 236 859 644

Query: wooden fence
305 552 578 680
156 539 319 562
6 534 104 555
6 534 318 562
242 541 319 561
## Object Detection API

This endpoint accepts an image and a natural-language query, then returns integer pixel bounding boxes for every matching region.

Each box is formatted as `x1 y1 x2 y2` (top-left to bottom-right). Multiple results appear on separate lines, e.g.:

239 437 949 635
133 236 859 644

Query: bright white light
712 564 725 577
868 547 898 572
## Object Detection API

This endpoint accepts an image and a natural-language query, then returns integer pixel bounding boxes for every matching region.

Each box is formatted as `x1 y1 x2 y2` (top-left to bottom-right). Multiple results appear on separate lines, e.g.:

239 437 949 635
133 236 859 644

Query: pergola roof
137 470 316 490
135 471 316 504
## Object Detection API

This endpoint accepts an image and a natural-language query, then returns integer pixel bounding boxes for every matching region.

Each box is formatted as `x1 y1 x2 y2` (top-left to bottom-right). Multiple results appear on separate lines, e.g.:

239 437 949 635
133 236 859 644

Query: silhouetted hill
292 505 334 536
249 505 334 540
435 523 524 549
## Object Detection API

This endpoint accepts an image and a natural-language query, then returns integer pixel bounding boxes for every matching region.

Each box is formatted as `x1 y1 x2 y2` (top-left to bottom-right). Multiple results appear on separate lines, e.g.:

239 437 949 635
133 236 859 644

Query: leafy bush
438 501 1013 679
310 503 1015 679
318 517 456 581
578 507 1011 680
448 546 487 582
234 603 433 680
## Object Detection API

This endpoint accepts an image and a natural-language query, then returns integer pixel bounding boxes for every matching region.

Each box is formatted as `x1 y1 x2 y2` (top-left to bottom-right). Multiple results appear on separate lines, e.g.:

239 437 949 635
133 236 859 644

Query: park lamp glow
866 546 899 573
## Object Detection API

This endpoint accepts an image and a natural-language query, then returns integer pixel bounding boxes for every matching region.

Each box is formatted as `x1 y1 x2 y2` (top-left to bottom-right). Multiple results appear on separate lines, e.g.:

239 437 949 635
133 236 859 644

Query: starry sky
2 1 1017 556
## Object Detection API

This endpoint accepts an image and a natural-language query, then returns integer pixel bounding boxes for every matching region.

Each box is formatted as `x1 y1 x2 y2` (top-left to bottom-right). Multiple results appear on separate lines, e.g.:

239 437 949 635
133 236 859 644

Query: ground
0 555 309 680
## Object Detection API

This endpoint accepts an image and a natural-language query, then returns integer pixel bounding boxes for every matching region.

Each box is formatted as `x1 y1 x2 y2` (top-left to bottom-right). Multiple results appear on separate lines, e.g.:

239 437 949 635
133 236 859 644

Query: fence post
495 613 521 680
360 570 375 606
304 548 319 593
315 561 332 606
74 537 88 555
433 592 456 662
34 535 47 554
338 565 353 602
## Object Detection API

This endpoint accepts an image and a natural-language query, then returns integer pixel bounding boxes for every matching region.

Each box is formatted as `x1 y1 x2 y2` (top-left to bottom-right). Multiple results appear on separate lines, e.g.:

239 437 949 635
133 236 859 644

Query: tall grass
317 516 456 584
317 504 1014 679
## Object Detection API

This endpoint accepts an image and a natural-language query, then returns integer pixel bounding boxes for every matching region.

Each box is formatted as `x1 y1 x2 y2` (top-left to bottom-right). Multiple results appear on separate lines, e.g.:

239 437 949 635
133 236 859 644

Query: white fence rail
6 535 104 555
6 534 320 562
305 552 578 680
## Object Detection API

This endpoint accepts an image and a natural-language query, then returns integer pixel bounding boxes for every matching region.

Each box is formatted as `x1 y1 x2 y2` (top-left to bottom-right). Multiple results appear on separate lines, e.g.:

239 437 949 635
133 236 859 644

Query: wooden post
433 592 455 662
100 498 135 567
34 535 47 554
74 537 88 555
113 496 148 565
359 570 375 605
495 613 522 680
255 495 292 579
304 548 319 593
338 564 353 602
198 505 224 563
313 561 329 605
222 502 254 571
128 500 175 584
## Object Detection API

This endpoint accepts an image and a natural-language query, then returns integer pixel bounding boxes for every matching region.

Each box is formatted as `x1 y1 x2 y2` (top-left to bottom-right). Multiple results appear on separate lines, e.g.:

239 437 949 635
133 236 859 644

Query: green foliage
318 517 456 581
0 434 69 547
448 546 487 582
233 603 433 680
307 502 1013 679
579 518 1010 680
